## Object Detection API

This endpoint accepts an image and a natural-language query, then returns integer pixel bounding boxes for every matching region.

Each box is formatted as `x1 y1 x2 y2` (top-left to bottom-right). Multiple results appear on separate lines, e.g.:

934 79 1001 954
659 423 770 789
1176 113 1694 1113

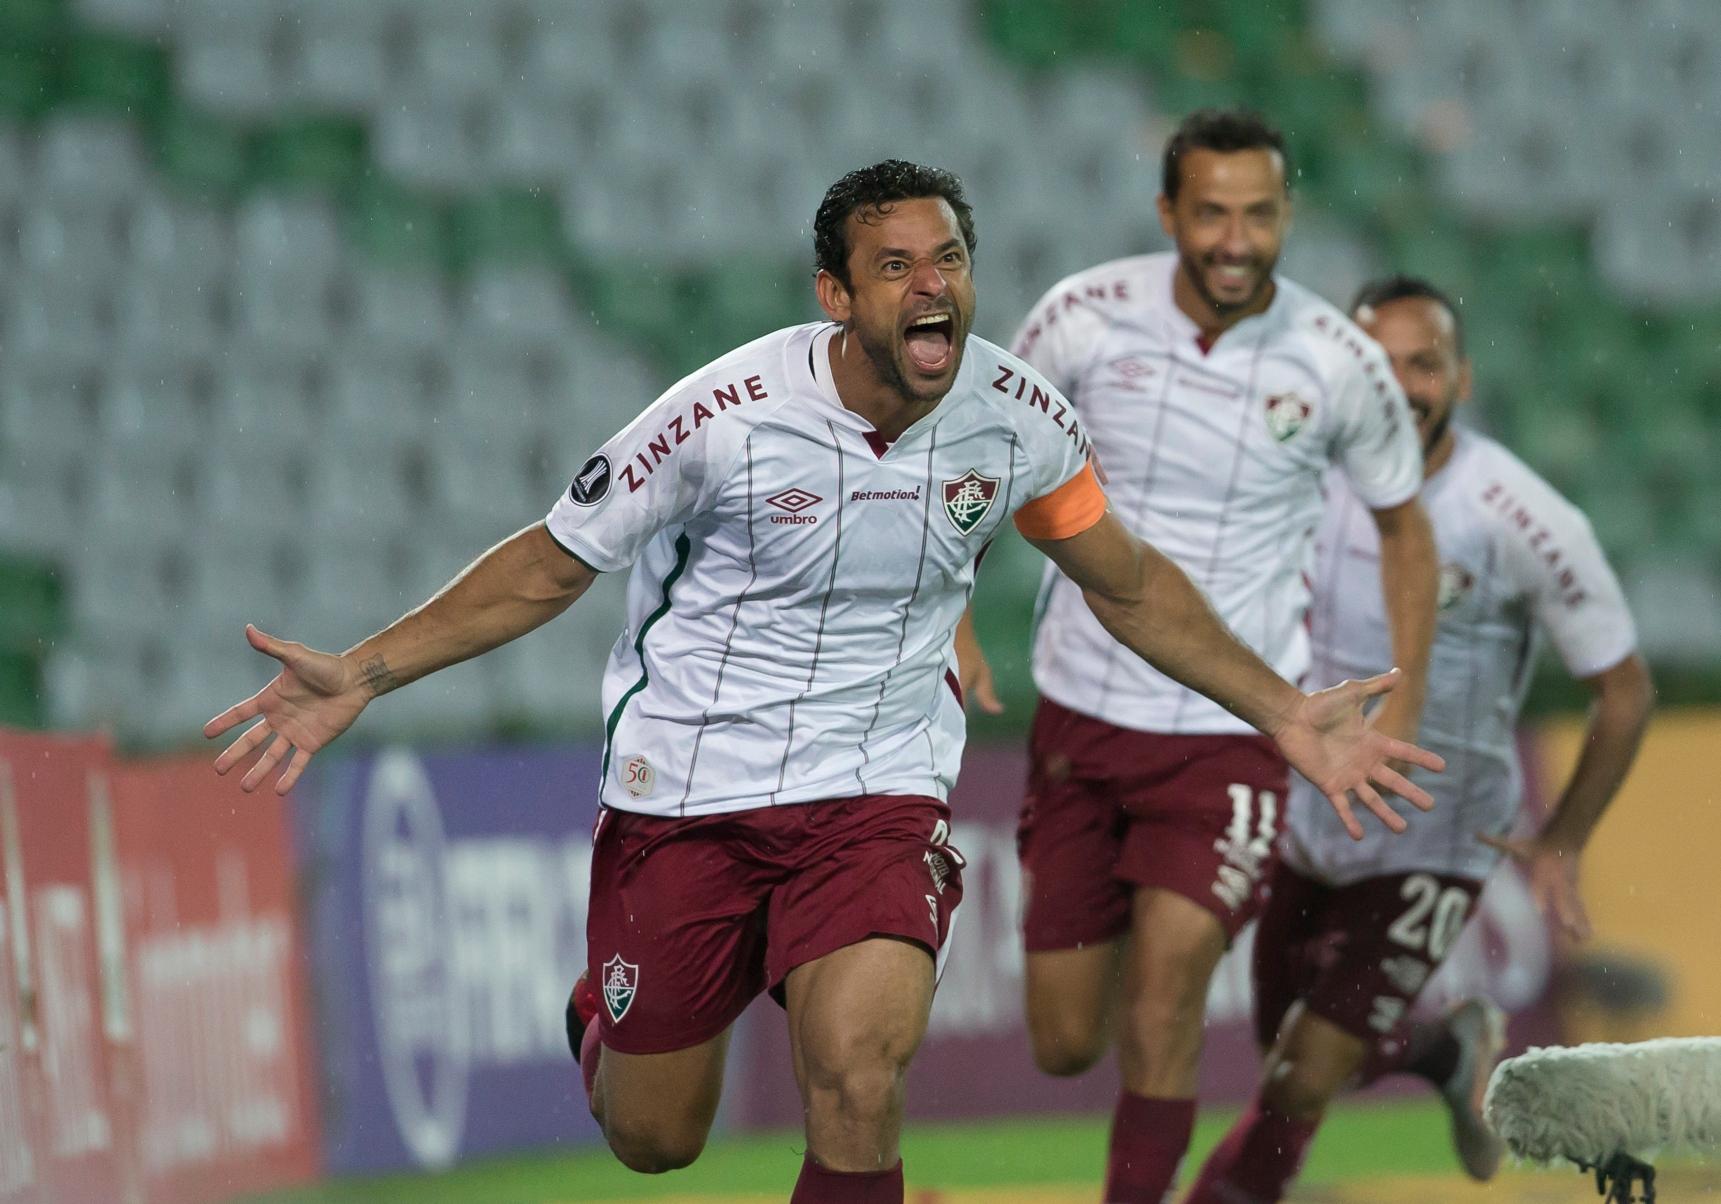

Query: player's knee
802 1038 910 1130
603 1116 708 1174
1027 1010 1108 1076
1263 1055 1343 1121
1122 976 1208 1046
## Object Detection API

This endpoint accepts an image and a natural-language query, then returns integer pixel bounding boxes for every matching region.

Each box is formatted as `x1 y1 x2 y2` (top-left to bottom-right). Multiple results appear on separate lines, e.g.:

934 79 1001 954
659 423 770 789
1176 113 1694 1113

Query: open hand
954 610 1005 716
1480 832 1591 942
1273 668 1445 841
204 624 368 794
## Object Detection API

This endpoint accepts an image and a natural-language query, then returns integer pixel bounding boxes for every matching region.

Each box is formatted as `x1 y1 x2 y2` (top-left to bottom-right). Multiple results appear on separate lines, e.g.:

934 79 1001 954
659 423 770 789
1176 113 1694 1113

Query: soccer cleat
566 971 599 1063
1439 997 1508 1181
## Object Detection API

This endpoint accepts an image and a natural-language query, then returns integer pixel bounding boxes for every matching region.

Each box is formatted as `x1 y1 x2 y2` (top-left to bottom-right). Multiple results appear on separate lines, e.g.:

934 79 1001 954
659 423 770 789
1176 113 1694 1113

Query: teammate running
1183 275 1654 1202
1000 110 1441 1201
205 162 1441 1204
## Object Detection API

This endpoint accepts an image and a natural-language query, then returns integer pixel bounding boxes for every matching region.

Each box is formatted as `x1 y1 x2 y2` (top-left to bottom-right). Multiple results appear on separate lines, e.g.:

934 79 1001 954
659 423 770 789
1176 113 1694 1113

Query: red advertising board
107 756 322 1204
0 730 125 1204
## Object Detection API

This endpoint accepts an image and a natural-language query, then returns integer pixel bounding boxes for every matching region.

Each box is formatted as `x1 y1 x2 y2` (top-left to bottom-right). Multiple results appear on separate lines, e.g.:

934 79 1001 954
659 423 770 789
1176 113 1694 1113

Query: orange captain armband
1013 462 1107 541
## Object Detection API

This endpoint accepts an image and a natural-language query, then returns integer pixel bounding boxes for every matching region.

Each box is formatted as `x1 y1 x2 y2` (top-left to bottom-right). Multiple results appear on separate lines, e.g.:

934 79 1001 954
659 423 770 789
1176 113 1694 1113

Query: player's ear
815 268 852 324
1457 357 1474 404
1155 192 1175 240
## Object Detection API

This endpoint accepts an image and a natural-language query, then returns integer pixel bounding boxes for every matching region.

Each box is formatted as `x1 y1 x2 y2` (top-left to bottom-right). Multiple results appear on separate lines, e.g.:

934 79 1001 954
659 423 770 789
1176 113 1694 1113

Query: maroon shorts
1017 697 1289 949
586 794 963 1055
1251 860 1484 1050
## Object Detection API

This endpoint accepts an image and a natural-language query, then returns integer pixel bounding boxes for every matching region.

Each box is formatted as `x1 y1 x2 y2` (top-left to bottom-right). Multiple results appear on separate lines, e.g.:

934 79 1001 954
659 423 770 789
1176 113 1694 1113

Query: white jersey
1013 253 1423 734
1282 429 1637 885
545 323 1104 817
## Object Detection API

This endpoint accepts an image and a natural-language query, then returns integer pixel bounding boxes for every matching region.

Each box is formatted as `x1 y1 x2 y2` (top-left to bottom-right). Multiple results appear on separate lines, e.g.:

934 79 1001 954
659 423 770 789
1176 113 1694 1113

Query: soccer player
205 162 1441 1204
1183 276 1654 1203
998 110 1441 1201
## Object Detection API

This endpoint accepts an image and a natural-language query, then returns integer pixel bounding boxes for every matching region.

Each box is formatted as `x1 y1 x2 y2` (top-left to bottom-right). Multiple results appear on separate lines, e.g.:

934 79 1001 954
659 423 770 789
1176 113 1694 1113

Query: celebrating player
205 161 1441 1204
996 109 1442 1202
1183 276 1654 1202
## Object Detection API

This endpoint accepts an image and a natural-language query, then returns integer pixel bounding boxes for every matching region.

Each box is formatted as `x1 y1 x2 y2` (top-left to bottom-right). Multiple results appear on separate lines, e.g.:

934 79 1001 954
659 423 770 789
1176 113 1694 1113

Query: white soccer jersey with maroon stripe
545 322 1101 817
1012 252 1423 734
1281 429 1638 885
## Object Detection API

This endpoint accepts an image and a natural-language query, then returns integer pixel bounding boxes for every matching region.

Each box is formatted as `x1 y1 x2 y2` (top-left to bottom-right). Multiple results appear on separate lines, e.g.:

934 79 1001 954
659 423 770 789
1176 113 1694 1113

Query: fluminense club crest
1264 392 1313 441
1438 563 1476 611
602 954 639 1024
942 469 999 535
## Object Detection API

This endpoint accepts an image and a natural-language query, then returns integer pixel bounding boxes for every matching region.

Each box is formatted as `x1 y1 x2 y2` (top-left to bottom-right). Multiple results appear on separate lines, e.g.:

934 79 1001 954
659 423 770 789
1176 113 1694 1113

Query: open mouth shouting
903 309 957 376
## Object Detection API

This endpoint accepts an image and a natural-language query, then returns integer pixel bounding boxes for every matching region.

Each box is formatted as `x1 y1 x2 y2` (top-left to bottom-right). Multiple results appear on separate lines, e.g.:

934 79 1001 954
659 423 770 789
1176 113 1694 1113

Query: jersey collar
1156 253 1285 355
801 322 976 453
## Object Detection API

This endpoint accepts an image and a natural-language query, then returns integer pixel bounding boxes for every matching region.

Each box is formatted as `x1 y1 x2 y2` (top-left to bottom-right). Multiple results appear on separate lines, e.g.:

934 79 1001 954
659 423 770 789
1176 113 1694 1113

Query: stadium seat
114 270 227 357
177 33 281 117
350 266 456 354
483 91 581 186
35 115 147 198
127 191 234 284
235 195 345 280
373 92 487 192
72 0 169 37
18 197 127 280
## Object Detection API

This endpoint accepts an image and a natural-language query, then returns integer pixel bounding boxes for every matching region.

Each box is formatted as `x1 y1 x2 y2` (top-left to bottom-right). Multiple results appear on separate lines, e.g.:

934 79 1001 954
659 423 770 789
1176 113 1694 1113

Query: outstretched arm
205 523 598 793
1368 498 1439 743
1030 512 1444 838
1483 653 1653 941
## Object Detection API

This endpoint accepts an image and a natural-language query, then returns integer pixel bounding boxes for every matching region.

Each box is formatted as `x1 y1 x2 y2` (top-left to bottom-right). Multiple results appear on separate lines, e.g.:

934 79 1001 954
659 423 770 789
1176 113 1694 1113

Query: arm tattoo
359 654 403 698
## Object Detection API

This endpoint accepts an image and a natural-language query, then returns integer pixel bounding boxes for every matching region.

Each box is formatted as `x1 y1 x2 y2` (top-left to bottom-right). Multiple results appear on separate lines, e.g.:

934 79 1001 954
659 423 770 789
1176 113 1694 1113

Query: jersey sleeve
1014 462 1107 541
1330 341 1423 511
1001 349 1109 542
1500 494 1638 678
543 382 741 572
1009 277 1112 398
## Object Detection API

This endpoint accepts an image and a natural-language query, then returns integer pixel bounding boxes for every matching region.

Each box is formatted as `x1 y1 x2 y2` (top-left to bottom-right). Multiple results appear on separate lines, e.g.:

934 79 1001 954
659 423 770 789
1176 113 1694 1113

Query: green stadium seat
450 189 565 268
59 31 167 115
253 116 367 193
153 104 251 199
343 178 451 270
0 554 65 654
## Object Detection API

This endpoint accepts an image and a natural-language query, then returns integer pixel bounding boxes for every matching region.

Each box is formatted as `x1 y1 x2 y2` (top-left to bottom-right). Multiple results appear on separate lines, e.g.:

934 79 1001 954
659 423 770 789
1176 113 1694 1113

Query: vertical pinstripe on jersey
770 420 845 803
599 531 693 796
919 433 1022 771
1444 541 1498 872
1168 329 1271 730
855 428 939 793
677 435 760 813
1093 343 1182 702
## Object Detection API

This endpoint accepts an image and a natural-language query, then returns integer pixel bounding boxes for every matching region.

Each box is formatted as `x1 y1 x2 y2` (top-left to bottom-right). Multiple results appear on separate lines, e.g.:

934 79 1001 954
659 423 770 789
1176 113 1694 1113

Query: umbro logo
766 487 821 526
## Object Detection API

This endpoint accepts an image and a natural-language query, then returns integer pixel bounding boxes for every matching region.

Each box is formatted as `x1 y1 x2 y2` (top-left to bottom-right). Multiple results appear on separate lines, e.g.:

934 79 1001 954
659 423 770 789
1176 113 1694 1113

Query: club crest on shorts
1264 392 1313 442
601 954 639 1023
942 469 999 535
619 754 654 799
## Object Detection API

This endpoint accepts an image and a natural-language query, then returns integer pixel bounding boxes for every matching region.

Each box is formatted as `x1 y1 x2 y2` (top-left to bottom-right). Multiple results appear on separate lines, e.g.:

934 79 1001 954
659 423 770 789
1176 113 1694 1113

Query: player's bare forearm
1541 653 1654 853
1033 514 1301 736
343 523 598 697
1371 498 1439 736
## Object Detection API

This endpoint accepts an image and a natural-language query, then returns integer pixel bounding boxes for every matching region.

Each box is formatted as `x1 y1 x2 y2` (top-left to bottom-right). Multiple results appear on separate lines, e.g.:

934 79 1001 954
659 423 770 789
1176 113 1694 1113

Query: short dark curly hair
1162 108 1290 201
1352 274 1466 353
813 160 977 288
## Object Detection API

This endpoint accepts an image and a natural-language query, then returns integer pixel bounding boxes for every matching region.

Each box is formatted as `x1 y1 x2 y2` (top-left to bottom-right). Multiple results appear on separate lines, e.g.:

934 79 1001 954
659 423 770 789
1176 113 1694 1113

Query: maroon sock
790 1155 904 1203
1182 1098 1319 1204
1105 1093 1195 1202
580 1022 602 1108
